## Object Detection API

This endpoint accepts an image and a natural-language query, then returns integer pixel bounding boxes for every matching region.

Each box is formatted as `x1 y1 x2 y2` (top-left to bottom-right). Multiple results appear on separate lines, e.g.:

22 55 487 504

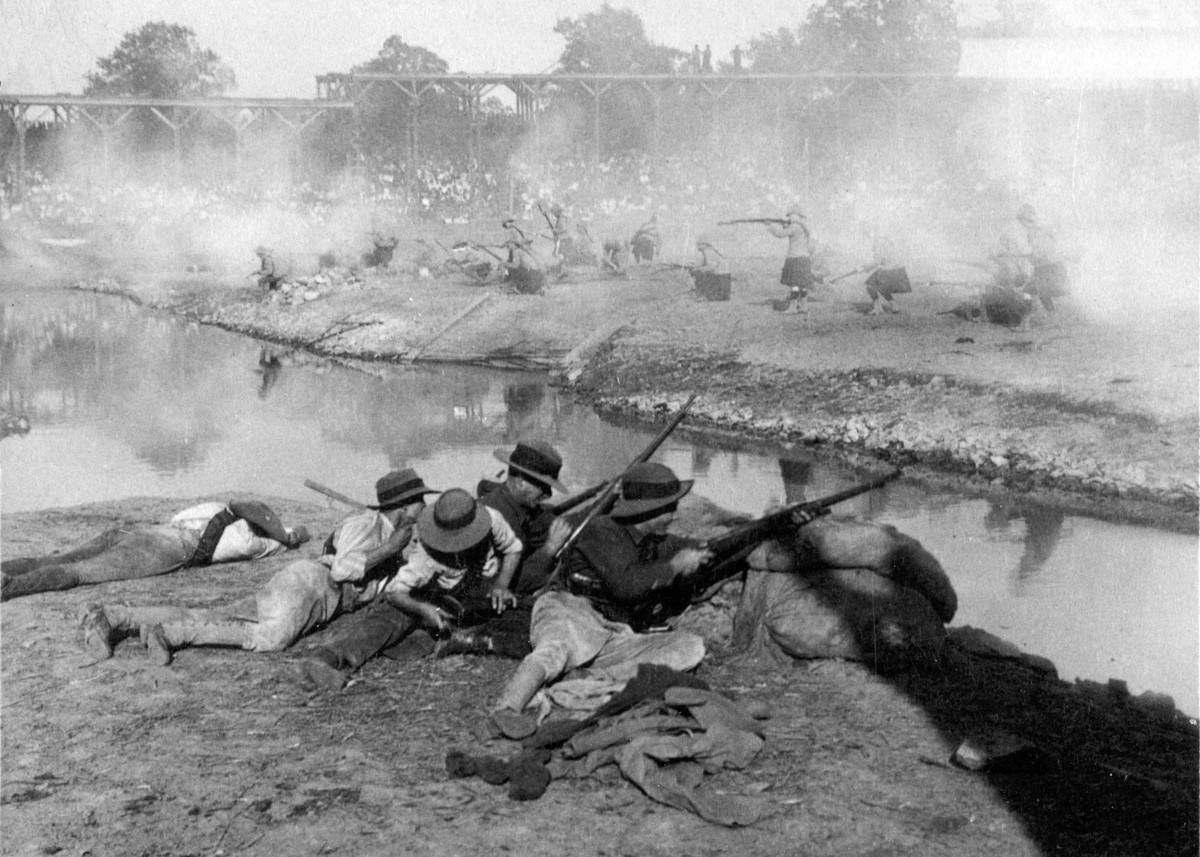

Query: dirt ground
2 238 1198 855
2 496 1197 857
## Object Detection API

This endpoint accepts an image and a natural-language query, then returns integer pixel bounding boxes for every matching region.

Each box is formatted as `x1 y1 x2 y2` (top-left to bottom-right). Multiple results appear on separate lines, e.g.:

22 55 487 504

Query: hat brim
492 449 566 494
610 479 694 519
368 486 439 511
228 500 290 544
418 503 492 553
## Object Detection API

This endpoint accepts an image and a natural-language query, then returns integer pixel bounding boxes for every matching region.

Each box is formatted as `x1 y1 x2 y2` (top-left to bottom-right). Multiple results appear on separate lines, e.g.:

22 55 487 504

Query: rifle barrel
538 394 699 593
704 468 901 556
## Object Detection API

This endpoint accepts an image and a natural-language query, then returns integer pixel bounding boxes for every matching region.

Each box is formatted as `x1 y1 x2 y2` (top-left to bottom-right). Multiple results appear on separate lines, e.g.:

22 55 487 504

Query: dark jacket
480 483 556 594
563 515 699 628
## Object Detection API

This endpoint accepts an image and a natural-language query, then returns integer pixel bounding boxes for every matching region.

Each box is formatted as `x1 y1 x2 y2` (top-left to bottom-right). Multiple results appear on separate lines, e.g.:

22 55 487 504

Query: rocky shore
3 245 1198 857
58 249 1198 533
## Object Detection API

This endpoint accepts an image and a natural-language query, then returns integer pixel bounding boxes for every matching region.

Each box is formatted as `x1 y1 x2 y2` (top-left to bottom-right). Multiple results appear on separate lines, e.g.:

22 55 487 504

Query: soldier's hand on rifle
490 585 518 614
670 546 715 577
420 602 450 634
790 506 829 527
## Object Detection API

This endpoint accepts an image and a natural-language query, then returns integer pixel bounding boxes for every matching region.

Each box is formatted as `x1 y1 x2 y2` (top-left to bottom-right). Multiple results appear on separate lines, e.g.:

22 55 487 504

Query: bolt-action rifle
535 394 699 596
630 468 902 629
827 263 881 284
717 217 788 226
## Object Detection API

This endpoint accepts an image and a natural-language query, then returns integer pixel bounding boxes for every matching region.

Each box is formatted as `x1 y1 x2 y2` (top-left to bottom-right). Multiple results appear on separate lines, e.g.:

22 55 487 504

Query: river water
2 286 1196 715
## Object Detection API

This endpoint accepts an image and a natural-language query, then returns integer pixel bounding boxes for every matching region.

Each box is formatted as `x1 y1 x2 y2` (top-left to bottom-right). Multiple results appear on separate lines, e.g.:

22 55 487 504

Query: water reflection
256 346 284 400
0 287 1195 714
983 499 1068 584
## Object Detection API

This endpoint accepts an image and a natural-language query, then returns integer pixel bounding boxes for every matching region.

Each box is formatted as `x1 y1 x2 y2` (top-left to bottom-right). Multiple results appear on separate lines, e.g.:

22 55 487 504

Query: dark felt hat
228 499 291 544
369 468 438 511
418 488 492 553
493 440 566 493
610 462 694 519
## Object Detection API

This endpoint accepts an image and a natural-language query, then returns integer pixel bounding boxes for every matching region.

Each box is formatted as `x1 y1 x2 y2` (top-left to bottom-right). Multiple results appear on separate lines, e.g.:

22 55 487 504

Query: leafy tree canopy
84 22 235 97
353 35 449 74
750 0 961 75
554 4 680 73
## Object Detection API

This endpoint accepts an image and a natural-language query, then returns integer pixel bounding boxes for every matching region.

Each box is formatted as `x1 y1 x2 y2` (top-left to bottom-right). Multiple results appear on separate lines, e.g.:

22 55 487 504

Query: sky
3 0 1198 99
0 0 807 97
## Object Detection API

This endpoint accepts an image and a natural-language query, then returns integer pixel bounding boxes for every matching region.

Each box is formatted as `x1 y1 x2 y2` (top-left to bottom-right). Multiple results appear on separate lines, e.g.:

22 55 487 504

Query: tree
352 35 449 75
84 22 235 97
750 0 960 75
554 4 680 73
350 36 479 189
551 5 682 155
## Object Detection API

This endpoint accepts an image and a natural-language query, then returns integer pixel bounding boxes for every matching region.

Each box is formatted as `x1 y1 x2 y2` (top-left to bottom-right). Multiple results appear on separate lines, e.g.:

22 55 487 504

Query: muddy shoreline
4 251 1198 856
57 262 1199 534
2 495 1197 857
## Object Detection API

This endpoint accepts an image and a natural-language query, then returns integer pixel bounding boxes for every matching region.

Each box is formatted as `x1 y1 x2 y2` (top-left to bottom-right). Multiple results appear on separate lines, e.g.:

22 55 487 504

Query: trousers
106 558 345 652
523 590 705 684
2 525 197 600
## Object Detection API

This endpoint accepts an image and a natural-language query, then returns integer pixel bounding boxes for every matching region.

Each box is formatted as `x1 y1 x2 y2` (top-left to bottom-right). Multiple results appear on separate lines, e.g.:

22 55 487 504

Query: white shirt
390 507 522 594
170 502 289 564
322 509 396 585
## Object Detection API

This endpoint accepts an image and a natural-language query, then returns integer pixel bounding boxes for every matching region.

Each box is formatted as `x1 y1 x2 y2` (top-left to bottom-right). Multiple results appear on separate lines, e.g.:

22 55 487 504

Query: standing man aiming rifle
768 208 816 314
719 209 815 312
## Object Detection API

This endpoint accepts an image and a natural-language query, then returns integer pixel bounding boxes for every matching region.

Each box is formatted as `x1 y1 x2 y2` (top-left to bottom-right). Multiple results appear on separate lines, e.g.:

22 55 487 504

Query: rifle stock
304 479 367 509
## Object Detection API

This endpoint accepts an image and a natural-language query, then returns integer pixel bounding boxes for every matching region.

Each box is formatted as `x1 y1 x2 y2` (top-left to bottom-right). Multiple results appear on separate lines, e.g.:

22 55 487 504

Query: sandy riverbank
38 235 1198 531
2 239 1197 857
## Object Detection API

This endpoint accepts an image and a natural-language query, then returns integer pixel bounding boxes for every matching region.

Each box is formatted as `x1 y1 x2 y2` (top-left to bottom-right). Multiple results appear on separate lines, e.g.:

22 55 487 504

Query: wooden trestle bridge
2 70 1193 199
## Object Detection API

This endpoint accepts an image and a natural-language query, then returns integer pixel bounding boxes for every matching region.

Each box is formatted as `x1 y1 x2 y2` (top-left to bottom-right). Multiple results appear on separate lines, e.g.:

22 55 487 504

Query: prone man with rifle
489 459 899 738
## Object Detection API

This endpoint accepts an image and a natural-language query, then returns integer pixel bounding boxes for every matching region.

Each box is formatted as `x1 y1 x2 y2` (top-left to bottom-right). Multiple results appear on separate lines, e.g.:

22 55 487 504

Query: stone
952 730 1053 773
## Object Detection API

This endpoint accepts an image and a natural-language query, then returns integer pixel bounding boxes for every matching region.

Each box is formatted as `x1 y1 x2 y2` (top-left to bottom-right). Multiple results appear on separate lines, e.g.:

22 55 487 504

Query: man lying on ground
290 440 571 691
2 500 309 601
77 469 432 663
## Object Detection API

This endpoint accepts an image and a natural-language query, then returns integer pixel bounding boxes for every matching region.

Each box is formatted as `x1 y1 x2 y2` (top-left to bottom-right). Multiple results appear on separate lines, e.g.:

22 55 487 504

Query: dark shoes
79 605 113 659
294 649 348 692
488 707 539 740
435 630 495 658
143 623 173 666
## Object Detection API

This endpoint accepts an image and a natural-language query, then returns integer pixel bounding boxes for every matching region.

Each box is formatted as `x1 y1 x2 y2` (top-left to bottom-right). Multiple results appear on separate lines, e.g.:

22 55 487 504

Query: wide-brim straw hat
369 468 439 510
610 462 694 519
418 488 492 553
493 440 566 493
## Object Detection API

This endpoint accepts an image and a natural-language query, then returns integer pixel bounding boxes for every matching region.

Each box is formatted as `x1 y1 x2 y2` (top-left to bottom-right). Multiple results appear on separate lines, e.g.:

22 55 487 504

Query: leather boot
148 618 251 665
2 565 76 600
435 629 495 658
489 660 548 739
78 604 114 659
294 647 348 692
